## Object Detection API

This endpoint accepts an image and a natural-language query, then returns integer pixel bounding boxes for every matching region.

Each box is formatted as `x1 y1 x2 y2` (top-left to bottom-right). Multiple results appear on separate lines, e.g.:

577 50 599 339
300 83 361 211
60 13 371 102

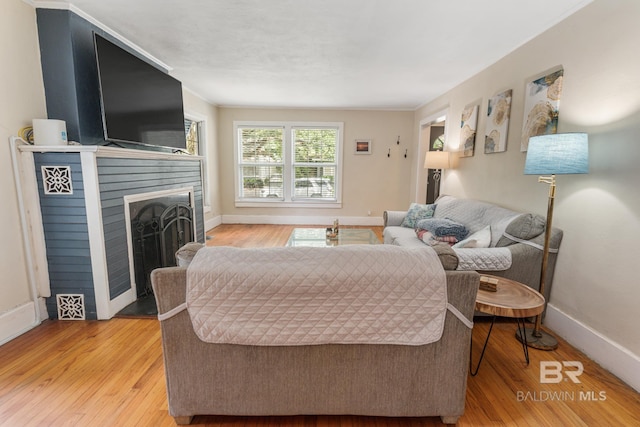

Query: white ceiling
37 0 592 110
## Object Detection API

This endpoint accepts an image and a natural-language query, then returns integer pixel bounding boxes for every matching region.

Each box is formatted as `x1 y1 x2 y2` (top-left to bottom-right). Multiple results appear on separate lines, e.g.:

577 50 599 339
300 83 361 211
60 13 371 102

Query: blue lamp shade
524 133 589 175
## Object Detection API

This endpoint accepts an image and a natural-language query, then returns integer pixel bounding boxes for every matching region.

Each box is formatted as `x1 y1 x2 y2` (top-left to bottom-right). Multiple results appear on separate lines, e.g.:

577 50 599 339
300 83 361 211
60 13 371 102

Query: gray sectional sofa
383 195 563 304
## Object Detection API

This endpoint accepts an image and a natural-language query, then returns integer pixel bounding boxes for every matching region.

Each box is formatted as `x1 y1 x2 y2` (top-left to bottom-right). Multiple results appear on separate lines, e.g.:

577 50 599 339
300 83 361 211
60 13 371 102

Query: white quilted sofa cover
384 195 518 271
175 245 471 346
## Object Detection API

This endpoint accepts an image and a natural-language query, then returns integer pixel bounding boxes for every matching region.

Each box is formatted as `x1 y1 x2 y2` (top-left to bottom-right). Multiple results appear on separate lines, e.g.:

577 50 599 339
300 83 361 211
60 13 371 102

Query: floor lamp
425 151 452 203
517 133 589 350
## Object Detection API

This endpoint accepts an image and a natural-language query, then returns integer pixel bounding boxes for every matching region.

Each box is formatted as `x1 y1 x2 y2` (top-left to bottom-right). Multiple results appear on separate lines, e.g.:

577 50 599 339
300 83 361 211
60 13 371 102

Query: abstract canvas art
460 104 479 157
521 68 564 151
485 89 512 154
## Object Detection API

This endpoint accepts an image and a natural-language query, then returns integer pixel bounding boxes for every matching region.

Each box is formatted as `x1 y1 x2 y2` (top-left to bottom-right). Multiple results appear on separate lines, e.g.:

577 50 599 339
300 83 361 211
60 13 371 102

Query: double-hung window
185 115 210 210
234 121 343 207
237 125 284 199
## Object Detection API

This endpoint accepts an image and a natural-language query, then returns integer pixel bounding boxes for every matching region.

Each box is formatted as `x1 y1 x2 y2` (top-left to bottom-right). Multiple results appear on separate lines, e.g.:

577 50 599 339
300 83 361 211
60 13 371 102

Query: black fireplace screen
130 194 193 297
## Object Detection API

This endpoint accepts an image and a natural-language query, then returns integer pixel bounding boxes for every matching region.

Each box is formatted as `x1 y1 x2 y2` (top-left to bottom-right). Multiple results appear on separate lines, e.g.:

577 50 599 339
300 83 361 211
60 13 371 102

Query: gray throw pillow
431 243 459 270
496 213 546 246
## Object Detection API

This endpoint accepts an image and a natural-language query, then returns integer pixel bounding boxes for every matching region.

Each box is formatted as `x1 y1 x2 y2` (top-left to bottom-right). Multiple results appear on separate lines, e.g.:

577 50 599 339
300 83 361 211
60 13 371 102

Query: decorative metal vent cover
56 294 85 320
42 166 73 195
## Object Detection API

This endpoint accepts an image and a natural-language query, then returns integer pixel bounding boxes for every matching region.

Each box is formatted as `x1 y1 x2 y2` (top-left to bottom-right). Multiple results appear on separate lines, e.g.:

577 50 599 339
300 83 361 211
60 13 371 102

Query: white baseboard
205 215 222 232
220 215 384 227
0 299 46 346
38 297 48 320
545 303 640 393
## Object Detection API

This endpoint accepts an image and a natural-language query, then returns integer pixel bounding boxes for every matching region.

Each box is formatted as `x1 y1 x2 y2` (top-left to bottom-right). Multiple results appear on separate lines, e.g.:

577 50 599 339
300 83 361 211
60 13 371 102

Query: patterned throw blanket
183 245 464 346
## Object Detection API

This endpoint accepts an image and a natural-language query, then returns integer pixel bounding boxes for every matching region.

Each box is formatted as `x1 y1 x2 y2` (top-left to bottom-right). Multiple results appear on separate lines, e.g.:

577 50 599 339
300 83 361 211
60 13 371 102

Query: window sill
235 200 342 209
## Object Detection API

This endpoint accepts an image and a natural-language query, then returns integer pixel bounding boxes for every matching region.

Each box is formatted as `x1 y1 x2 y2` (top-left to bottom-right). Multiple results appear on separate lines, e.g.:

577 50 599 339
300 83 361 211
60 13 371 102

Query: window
239 126 284 198
184 115 210 209
184 118 201 156
234 121 343 206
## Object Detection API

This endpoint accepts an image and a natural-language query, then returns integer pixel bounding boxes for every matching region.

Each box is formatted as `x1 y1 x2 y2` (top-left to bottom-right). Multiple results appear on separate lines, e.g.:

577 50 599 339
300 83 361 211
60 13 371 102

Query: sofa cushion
401 203 436 228
383 225 419 245
416 218 468 241
453 225 491 249
454 247 512 271
496 213 546 247
391 233 432 248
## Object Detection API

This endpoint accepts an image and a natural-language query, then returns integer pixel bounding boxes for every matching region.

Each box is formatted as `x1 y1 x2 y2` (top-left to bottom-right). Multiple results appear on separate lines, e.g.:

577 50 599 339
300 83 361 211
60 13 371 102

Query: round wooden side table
470 275 545 376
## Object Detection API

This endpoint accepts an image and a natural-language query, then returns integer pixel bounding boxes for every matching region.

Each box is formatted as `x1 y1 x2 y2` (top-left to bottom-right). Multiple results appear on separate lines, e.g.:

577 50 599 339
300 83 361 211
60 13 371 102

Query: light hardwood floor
0 224 638 426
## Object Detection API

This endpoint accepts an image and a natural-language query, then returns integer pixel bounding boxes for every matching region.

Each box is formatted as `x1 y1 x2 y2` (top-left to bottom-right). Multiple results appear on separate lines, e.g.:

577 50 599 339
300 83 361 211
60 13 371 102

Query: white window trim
185 111 211 213
233 121 343 208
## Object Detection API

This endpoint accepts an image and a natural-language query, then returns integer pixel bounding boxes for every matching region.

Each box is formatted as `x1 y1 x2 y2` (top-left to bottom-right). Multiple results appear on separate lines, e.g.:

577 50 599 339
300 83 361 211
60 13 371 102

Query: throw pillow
175 242 205 266
431 243 459 270
401 202 436 228
496 213 546 247
416 217 469 242
453 225 491 248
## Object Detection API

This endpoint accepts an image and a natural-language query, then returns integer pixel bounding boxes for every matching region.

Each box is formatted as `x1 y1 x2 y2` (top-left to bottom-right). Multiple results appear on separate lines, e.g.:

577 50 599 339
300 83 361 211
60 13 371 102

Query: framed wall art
460 104 479 157
521 67 564 151
485 89 512 154
354 139 372 154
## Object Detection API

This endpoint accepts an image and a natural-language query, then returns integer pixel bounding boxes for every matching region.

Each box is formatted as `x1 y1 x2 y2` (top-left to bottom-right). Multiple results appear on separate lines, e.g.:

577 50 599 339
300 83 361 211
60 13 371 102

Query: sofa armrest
487 227 563 298
445 270 480 321
493 244 543 289
383 210 406 227
151 267 187 315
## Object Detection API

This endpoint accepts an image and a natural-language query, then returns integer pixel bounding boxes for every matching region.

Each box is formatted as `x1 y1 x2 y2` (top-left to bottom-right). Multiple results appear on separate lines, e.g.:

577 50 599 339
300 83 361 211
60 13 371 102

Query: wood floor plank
0 224 638 426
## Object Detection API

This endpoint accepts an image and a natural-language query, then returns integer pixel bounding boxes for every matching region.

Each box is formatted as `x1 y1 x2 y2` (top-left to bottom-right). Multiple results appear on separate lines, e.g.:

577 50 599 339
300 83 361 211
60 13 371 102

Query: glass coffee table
286 228 380 247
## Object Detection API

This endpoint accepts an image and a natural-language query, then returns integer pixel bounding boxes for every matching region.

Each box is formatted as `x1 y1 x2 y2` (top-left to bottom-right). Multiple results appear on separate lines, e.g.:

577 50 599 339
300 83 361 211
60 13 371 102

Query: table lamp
425 150 452 202
518 132 589 350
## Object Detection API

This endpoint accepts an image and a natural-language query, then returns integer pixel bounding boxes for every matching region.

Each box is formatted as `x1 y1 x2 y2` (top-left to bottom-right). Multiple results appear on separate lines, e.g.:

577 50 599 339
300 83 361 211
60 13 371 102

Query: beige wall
415 0 640 357
217 107 415 222
0 0 46 315
182 89 222 224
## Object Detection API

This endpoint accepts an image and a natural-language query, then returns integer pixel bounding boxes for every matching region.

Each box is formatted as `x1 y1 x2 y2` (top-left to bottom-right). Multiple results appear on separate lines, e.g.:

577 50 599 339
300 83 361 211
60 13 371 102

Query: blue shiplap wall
34 152 205 319
34 152 97 319
97 157 205 300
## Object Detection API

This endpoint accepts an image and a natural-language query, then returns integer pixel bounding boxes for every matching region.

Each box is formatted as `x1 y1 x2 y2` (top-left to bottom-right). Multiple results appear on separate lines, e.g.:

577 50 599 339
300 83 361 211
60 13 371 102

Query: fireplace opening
129 192 194 297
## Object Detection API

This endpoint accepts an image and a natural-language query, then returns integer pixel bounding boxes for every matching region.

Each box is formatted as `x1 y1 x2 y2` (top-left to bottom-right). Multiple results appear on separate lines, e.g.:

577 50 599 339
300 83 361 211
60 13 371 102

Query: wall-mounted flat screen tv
94 33 186 151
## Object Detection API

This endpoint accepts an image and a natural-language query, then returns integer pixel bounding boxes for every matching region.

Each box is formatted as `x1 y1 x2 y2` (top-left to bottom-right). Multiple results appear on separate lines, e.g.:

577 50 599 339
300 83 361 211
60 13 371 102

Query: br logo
540 361 584 383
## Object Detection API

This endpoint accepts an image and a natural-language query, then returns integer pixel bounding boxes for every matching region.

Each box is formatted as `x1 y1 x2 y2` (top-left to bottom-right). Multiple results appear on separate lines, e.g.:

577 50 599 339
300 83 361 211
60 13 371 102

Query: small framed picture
354 139 372 154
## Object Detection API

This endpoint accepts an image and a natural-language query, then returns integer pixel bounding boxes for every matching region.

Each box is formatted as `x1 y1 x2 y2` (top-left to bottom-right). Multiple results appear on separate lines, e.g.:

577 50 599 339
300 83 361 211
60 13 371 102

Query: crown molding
31 0 172 72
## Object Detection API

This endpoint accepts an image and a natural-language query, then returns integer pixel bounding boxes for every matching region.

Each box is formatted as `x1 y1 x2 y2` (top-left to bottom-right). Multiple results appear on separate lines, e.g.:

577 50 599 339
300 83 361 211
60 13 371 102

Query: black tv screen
94 33 186 151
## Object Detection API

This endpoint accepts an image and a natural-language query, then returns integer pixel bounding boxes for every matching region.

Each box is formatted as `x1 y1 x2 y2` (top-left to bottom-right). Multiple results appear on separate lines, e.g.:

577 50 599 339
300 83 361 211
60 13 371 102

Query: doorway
425 125 445 203
415 110 448 203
